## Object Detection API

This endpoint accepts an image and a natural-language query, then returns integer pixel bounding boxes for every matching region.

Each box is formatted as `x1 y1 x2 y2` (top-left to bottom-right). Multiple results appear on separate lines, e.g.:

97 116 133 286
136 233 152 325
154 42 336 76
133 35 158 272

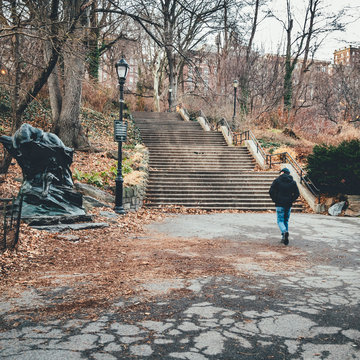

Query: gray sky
253 0 360 62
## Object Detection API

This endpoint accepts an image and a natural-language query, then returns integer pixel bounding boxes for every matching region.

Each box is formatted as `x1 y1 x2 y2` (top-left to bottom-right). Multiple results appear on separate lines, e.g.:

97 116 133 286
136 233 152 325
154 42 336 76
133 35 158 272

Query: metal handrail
218 117 234 139
235 130 320 203
234 130 267 160
198 110 214 130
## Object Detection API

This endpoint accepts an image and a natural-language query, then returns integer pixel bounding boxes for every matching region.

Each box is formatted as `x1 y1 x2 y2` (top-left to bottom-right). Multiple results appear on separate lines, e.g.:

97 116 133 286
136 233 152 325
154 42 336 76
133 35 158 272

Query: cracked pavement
1 213 360 359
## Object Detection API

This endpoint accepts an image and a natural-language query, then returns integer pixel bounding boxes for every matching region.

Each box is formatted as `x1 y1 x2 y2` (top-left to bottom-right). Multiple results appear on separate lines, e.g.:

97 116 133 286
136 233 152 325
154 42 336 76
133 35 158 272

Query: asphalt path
1 212 360 359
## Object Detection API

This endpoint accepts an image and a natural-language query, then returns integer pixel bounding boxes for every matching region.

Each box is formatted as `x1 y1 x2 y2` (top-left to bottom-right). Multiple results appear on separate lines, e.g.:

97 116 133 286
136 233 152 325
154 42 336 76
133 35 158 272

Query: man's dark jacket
269 173 300 208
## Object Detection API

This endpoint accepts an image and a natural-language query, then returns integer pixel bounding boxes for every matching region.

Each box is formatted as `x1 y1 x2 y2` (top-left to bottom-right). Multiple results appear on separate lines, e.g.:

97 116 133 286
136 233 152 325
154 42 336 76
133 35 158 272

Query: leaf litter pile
1 131 311 320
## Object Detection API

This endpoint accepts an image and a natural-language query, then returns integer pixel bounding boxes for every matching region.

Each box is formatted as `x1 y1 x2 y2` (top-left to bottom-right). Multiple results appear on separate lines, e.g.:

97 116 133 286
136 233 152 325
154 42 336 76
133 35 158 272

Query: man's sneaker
281 233 285 244
284 232 289 245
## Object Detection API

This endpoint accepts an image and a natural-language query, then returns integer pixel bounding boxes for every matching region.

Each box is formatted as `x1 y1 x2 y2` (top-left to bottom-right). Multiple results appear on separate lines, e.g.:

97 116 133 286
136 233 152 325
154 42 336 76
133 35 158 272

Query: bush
73 160 133 189
306 139 360 195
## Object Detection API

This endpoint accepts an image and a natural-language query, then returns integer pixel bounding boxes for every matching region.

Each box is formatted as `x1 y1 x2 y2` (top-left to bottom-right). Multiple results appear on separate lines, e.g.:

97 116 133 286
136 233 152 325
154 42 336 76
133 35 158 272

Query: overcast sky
252 0 360 62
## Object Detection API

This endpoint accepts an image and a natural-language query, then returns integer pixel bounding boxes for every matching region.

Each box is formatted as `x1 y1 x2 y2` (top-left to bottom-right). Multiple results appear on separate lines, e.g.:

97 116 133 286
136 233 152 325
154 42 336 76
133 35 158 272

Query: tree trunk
45 42 62 130
1 0 19 174
153 51 162 112
283 17 294 111
240 0 260 115
10 0 21 132
166 47 175 110
56 50 89 149
87 1 100 81
53 0 89 149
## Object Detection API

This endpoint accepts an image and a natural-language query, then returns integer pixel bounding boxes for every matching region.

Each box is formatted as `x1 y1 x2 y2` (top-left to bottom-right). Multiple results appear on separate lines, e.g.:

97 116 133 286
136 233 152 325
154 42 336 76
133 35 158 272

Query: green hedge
306 140 360 195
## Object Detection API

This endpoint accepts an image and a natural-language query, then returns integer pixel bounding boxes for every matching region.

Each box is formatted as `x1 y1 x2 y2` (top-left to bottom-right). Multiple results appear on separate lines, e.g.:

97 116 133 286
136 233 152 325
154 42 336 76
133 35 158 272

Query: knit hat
279 168 290 174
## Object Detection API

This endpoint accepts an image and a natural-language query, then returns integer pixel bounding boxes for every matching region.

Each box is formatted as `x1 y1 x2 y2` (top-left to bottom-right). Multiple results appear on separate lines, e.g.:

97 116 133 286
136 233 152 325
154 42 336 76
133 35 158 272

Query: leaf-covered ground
0 112 312 319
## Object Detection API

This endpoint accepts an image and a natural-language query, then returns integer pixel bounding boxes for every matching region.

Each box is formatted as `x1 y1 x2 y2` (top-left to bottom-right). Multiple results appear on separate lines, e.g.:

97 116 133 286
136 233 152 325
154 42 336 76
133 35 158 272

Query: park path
1 212 360 359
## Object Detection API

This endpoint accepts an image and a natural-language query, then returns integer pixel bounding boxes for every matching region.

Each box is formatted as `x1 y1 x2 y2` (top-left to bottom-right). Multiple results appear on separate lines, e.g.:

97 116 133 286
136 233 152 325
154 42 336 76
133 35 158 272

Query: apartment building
334 46 360 65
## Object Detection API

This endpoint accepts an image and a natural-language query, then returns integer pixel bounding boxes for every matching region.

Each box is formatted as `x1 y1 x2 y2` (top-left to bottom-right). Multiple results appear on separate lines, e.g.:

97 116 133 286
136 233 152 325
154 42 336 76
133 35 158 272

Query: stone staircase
133 111 302 211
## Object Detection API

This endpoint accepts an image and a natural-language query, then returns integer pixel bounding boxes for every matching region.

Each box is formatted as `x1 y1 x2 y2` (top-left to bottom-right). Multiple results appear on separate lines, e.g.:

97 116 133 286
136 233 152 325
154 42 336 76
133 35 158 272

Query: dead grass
316 122 360 145
273 146 298 160
124 170 147 186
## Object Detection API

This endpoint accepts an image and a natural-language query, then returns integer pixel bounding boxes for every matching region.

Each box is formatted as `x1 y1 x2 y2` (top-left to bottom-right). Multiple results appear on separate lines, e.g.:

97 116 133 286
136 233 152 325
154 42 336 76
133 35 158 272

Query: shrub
306 139 360 195
73 160 133 188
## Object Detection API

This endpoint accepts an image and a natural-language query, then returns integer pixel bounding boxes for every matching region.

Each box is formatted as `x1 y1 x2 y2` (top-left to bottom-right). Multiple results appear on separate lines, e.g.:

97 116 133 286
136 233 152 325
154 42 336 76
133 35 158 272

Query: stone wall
123 183 147 211
123 147 149 212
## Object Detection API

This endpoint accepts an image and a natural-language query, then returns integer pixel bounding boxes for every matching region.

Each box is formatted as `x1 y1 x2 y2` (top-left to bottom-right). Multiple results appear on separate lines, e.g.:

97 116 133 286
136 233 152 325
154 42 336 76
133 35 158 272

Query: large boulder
328 201 346 216
74 183 114 204
344 195 360 217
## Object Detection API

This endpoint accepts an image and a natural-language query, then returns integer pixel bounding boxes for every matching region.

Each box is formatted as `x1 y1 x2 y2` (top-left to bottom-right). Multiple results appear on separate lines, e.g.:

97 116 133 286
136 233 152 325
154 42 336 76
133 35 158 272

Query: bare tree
105 0 224 109
0 0 63 173
313 63 360 124
47 0 91 149
271 0 345 113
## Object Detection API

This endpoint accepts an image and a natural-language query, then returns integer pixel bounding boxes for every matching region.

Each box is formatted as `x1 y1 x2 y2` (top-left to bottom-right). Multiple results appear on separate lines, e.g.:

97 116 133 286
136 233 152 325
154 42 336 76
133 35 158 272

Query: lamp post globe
114 57 129 214
115 58 129 82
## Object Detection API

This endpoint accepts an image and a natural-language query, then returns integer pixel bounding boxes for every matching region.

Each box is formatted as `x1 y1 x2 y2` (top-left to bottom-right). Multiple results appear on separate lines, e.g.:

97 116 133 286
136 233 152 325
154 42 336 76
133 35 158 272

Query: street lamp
114 57 130 214
168 88 173 112
232 79 238 124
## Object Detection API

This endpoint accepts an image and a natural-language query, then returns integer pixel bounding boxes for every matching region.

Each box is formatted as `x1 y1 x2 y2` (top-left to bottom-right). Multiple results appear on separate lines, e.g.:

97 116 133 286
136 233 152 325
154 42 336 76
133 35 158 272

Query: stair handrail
197 110 214 130
236 130 320 203
234 130 268 160
218 117 234 140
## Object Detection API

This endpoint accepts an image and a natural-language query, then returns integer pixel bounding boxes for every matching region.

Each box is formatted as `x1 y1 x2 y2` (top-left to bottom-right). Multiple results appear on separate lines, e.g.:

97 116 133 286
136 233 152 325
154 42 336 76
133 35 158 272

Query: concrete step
146 194 274 200
148 150 251 155
133 112 303 212
148 160 253 164
146 185 273 191
143 144 242 148
147 170 277 175
147 176 276 181
146 188 272 193
143 141 227 145
147 173 277 180
148 165 255 169
147 151 251 156
149 164 255 169
148 158 254 162
144 201 302 210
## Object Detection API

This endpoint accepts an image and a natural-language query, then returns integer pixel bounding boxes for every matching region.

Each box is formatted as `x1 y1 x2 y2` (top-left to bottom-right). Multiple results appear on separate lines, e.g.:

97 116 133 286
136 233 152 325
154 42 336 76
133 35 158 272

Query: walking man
269 168 300 245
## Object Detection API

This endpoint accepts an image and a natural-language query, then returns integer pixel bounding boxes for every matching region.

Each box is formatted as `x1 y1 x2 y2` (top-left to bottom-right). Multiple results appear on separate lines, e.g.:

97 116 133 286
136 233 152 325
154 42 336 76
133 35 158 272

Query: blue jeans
276 207 291 234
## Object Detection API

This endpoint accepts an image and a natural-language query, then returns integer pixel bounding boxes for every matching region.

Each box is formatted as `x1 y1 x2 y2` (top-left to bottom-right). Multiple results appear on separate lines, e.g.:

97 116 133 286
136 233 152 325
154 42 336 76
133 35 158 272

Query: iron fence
1 195 23 250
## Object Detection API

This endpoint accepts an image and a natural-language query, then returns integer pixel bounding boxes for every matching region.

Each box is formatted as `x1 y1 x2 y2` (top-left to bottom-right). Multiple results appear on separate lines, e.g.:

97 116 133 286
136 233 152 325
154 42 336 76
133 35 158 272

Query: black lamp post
114 57 129 214
232 79 238 123
168 88 173 112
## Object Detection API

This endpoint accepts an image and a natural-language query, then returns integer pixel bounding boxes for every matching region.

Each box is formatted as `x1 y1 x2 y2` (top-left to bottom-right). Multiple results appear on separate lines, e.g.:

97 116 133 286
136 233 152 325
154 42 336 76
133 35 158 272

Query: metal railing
234 130 268 161
235 130 320 203
218 117 234 139
1 195 23 250
197 110 214 130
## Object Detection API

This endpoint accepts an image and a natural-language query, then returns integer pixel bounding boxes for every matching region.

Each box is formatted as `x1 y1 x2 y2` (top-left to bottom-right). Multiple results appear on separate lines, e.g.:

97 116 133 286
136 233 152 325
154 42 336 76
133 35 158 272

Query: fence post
13 195 23 247
1 201 7 250
1 196 23 250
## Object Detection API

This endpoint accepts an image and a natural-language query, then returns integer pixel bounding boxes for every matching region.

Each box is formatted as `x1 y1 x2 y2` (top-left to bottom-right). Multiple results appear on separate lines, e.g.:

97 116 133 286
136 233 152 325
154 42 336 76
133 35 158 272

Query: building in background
334 46 360 66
